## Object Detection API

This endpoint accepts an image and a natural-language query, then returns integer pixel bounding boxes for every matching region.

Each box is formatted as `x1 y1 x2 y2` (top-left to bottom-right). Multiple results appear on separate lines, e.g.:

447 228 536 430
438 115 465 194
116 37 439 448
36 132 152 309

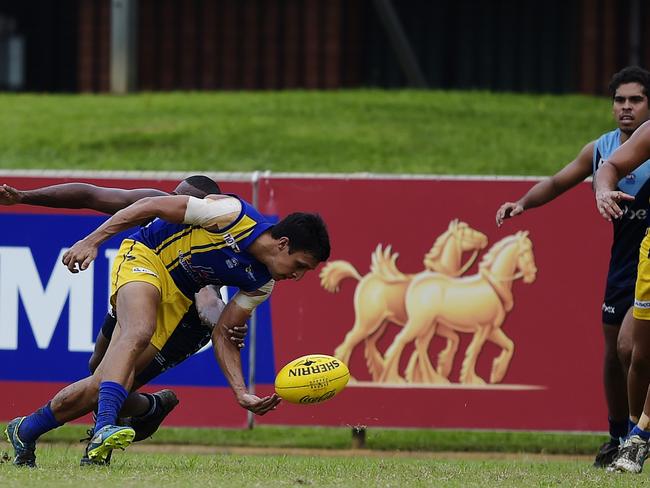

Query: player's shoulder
205 193 236 202
185 194 243 229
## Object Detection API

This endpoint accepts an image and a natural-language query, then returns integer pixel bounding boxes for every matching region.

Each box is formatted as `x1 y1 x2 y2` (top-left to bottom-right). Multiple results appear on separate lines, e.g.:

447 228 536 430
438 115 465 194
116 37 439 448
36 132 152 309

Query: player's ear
277 236 289 251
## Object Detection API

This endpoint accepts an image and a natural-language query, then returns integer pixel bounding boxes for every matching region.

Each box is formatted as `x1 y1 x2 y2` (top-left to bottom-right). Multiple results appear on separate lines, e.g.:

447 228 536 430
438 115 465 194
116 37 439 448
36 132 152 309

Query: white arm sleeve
232 280 275 312
183 196 242 228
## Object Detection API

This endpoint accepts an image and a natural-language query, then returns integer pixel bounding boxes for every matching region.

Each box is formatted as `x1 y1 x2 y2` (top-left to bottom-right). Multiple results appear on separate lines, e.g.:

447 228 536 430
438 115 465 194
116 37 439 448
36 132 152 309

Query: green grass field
0 444 636 488
0 90 614 175
31 424 607 456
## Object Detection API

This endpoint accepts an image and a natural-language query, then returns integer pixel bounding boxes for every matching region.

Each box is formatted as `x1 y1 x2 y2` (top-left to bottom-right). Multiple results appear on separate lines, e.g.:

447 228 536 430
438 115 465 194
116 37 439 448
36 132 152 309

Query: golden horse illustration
379 231 537 385
320 220 488 380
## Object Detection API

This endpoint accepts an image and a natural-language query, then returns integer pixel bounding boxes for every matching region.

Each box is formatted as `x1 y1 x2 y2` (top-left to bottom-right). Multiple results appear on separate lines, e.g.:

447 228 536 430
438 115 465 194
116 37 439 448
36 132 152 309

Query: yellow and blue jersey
129 195 274 299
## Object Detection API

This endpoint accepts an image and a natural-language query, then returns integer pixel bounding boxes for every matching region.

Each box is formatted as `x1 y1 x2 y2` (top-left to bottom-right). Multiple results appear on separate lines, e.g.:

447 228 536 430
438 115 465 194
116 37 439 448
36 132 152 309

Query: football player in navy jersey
496 66 650 467
596 115 650 473
0 176 246 465
5 191 330 467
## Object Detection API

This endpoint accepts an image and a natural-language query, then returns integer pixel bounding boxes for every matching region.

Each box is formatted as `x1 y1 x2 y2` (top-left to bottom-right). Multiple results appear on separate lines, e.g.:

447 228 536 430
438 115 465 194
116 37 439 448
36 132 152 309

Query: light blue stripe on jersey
593 128 650 196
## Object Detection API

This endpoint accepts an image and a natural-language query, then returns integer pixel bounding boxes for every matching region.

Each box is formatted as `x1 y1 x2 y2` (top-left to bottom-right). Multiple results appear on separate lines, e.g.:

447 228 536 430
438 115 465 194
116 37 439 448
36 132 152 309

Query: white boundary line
0 168 558 182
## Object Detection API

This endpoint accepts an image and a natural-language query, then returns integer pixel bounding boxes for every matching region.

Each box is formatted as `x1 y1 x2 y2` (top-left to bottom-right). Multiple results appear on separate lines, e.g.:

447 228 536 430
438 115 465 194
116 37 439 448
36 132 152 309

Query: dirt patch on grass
124 443 592 462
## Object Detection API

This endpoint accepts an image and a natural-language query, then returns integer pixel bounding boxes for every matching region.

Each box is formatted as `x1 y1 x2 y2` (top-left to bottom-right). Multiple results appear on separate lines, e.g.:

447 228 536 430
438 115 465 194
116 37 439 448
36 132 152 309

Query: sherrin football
274 354 350 404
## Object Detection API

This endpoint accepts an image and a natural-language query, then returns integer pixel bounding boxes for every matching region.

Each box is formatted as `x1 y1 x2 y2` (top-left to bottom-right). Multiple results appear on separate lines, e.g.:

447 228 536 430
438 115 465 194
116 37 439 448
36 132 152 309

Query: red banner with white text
0 174 612 431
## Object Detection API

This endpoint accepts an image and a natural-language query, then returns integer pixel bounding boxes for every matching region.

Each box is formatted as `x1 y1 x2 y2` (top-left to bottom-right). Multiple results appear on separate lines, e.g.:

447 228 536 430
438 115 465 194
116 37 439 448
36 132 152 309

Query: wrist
234 387 248 401
83 233 105 247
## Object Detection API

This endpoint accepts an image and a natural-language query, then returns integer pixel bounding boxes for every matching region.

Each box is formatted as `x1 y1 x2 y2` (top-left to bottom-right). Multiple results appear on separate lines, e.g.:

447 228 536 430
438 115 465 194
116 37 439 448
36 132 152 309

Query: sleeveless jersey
593 129 650 288
129 195 274 299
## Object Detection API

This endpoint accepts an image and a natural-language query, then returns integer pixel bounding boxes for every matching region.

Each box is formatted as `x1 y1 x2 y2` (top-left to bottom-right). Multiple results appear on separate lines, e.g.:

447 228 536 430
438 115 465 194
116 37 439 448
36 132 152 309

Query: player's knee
117 326 155 352
630 350 650 373
617 338 633 367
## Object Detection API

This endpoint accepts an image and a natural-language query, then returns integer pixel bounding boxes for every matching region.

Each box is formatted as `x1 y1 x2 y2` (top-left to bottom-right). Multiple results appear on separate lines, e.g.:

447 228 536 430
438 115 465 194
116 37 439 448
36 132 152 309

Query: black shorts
602 284 634 326
99 304 211 385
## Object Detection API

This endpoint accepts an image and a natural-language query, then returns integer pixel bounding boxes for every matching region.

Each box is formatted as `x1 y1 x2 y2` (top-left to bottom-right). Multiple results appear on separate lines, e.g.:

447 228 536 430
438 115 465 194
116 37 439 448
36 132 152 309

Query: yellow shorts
110 239 193 350
634 231 650 320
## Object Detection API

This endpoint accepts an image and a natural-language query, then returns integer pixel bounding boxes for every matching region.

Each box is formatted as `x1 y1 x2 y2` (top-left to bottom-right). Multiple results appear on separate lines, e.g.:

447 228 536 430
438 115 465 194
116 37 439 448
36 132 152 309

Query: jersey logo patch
634 299 650 309
223 232 241 253
132 267 158 277
245 265 256 281
178 251 221 286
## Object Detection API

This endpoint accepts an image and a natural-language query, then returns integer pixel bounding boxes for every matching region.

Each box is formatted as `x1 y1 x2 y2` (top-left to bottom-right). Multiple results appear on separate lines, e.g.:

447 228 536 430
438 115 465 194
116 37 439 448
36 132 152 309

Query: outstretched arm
495 142 595 226
62 195 192 272
595 121 650 221
0 183 168 214
61 194 239 273
211 299 280 415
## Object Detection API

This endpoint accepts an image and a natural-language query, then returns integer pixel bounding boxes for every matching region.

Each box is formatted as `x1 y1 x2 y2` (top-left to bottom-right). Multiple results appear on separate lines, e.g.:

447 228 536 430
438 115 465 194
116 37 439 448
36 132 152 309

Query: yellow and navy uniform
110 196 273 349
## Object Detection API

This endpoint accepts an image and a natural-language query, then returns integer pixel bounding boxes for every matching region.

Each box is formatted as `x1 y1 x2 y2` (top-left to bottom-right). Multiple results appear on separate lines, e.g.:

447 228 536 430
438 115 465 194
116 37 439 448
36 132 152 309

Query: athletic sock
18 403 63 443
95 381 129 432
609 417 628 444
630 425 650 441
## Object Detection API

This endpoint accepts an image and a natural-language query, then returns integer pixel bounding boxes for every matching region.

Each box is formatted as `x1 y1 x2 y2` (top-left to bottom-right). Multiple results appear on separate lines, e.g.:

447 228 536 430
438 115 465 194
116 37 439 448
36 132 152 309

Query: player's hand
236 392 281 416
495 202 524 227
228 324 248 349
595 189 634 221
0 184 22 205
62 239 98 273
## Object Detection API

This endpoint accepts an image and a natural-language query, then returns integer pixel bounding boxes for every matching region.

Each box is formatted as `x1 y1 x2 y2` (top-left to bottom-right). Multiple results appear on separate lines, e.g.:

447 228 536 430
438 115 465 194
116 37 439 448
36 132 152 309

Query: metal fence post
111 0 138 93
247 170 261 429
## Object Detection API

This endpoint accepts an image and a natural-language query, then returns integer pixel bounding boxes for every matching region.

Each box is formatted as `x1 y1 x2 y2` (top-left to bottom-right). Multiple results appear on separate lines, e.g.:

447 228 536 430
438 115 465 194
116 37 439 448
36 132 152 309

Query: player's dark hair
271 213 330 262
183 175 221 194
609 66 650 98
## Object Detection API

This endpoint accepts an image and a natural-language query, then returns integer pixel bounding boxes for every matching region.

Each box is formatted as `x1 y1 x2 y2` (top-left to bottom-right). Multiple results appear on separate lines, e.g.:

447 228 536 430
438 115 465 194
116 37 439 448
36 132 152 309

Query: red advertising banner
0 173 614 432
255 176 611 431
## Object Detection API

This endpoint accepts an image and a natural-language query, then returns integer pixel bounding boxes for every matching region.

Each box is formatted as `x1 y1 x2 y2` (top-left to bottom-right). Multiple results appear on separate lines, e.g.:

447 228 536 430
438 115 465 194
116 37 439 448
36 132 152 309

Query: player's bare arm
594 121 650 220
62 195 197 272
496 142 595 226
62 194 240 272
0 183 167 214
211 298 280 415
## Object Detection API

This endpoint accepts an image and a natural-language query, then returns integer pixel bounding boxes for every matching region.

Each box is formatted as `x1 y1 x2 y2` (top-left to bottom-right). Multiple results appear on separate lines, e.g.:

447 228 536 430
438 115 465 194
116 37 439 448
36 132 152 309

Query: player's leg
84 281 160 463
594 322 628 467
85 240 209 461
96 282 159 389
86 233 196 463
5 375 101 467
90 310 171 428
88 312 116 374
594 287 632 468
78 341 161 466
122 309 213 441
121 290 223 440
618 308 634 376
610 379 650 474
624 315 650 422
609 239 650 473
